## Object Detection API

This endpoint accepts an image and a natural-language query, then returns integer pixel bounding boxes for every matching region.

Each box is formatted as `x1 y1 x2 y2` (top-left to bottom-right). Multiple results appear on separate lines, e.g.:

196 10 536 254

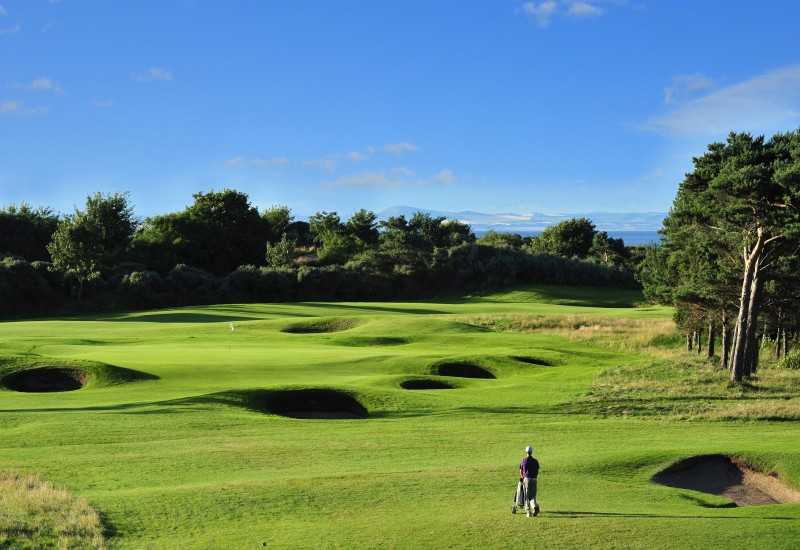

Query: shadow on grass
545 511 796 520
300 302 447 315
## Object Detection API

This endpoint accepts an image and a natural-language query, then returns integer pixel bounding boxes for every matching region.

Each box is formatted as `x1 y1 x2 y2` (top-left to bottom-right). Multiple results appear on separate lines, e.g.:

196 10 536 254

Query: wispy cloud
0 24 19 35
639 64 800 137
522 0 613 28
383 142 419 156
226 156 288 169
663 72 714 105
9 77 65 94
302 155 338 172
324 168 415 188
433 169 456 185
92 99 115 108
0 5 6 17
522 2 558 27
347 147 374 162
568 2 605 17
134 67 173 82
0 100 49 117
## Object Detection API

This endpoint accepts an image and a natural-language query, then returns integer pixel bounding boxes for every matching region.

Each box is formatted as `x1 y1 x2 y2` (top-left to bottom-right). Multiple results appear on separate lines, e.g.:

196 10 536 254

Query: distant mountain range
377 206 667 233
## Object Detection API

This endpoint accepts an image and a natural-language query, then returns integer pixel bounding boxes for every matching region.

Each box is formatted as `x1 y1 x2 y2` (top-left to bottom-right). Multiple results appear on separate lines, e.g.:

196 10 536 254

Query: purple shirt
520 456 540 478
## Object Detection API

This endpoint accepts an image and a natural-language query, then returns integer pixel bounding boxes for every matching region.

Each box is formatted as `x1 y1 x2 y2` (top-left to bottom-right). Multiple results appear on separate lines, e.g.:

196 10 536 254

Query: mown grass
0 284 799 548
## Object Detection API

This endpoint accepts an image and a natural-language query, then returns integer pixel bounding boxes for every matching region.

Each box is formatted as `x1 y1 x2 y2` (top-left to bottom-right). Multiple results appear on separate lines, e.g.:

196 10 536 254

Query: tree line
0 190 639 317
638 129 800 381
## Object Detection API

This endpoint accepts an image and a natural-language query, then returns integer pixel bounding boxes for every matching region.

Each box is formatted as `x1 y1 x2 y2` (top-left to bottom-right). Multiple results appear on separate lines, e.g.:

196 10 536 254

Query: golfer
519 445 540 517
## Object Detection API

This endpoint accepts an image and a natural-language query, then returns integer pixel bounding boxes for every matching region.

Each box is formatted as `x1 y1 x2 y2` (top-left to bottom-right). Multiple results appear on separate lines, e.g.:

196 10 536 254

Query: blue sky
2 1 800 220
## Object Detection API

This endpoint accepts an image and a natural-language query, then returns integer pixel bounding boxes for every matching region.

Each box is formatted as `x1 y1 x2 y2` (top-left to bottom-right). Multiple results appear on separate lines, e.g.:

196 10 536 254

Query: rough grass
0 471 106 549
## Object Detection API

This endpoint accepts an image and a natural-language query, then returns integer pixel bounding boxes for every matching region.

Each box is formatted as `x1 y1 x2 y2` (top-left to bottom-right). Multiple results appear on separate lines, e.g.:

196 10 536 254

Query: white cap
525 446 533 453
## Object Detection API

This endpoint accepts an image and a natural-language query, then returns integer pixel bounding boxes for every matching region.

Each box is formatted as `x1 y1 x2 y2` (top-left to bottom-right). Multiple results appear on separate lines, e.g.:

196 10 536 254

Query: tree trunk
708 321 716 359
695 330 702 355
721 311 730 370
743 268 763 377
775 315 783 360
731 228 766 382
686 333 693 352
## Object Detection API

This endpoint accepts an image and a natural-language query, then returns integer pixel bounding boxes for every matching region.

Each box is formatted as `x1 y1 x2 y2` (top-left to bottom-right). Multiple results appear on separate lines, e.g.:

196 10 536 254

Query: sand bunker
512 356 553 366
652 455 800 507
401 379 454 390
3 367 89 393
266 389 368 419
436 362 495 379
281 319 359 334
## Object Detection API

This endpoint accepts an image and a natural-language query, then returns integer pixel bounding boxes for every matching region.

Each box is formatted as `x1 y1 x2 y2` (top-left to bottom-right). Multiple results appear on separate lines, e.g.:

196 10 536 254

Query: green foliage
0 203 59 262
264 233 298 268
534 217 596 258
780 350 800 370
47 192 136 302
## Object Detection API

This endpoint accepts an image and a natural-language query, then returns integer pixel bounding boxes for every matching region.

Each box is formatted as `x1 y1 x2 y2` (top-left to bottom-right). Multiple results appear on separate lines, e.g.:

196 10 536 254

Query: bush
780 350 800 370
224 265 295 302
165 264 221 305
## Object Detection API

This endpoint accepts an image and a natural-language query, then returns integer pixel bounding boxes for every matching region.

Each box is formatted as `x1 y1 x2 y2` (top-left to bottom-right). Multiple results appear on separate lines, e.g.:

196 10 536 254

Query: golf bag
511 479 525 513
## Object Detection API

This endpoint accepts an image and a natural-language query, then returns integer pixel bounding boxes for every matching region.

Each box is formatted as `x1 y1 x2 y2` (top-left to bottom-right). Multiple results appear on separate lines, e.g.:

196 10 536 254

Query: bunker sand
653 455 800 507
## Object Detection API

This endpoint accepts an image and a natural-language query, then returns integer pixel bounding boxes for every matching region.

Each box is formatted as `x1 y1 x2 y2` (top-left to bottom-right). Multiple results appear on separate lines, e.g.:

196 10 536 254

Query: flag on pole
230 323 234 333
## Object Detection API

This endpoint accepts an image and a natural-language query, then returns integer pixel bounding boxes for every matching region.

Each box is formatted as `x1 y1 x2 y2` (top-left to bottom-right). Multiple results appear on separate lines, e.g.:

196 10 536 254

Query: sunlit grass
0 471 106 549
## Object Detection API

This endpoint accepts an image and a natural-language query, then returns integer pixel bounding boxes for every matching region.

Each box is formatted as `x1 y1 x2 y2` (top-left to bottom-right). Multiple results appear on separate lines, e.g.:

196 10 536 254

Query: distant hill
377 206 667 232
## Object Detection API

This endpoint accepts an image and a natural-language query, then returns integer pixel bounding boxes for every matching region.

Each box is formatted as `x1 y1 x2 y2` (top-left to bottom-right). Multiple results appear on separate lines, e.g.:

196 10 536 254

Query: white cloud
433 169 456 185
663 72 714 105
250 157 288 169
347 147 374 162
0 24 19 35
0 100 49 116
324 168 415 188
523 1 617 27
92 99 115 108
383 142 419 156
134 67 173 82
225 156 288 169
522 2 558 28
302 155 338 172
9 77 65 94
639 64 800 137
0 5 6 17
568 2 605 17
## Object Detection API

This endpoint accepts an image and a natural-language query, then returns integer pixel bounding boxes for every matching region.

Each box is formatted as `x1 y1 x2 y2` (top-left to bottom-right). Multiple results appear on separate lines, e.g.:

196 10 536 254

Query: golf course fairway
1 285 799 549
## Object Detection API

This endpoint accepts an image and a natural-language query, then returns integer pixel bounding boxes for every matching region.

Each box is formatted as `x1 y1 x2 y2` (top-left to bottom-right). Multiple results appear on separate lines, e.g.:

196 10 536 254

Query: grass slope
0 284 798 549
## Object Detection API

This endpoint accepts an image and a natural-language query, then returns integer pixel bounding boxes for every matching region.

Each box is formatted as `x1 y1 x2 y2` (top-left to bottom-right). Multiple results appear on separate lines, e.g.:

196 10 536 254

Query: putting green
0 286 798 549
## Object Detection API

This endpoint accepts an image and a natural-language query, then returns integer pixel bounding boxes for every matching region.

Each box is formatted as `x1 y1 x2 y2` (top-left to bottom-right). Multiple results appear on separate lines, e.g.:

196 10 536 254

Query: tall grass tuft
0 471 106 549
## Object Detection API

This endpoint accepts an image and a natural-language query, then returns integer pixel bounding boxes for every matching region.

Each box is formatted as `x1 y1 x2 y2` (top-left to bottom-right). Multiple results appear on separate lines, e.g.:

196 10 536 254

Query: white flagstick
229 323 234 351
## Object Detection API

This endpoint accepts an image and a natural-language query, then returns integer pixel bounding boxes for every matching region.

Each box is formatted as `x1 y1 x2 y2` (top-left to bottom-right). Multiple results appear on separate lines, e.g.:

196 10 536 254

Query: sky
2 1 800 220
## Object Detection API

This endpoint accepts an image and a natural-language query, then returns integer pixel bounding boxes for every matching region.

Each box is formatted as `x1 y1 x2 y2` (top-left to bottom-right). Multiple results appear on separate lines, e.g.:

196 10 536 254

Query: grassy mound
0 471 106 549
0 357 157 392
281 318 359 334
333 336 408 347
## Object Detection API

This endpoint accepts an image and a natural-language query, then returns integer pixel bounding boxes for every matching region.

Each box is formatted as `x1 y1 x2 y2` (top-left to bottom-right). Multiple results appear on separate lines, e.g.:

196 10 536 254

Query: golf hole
3 367 89 393
400 379 455 390
266 389 368 419
281 318 360 334
652 455 800 507
512 356 553 366
435 362 495 379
